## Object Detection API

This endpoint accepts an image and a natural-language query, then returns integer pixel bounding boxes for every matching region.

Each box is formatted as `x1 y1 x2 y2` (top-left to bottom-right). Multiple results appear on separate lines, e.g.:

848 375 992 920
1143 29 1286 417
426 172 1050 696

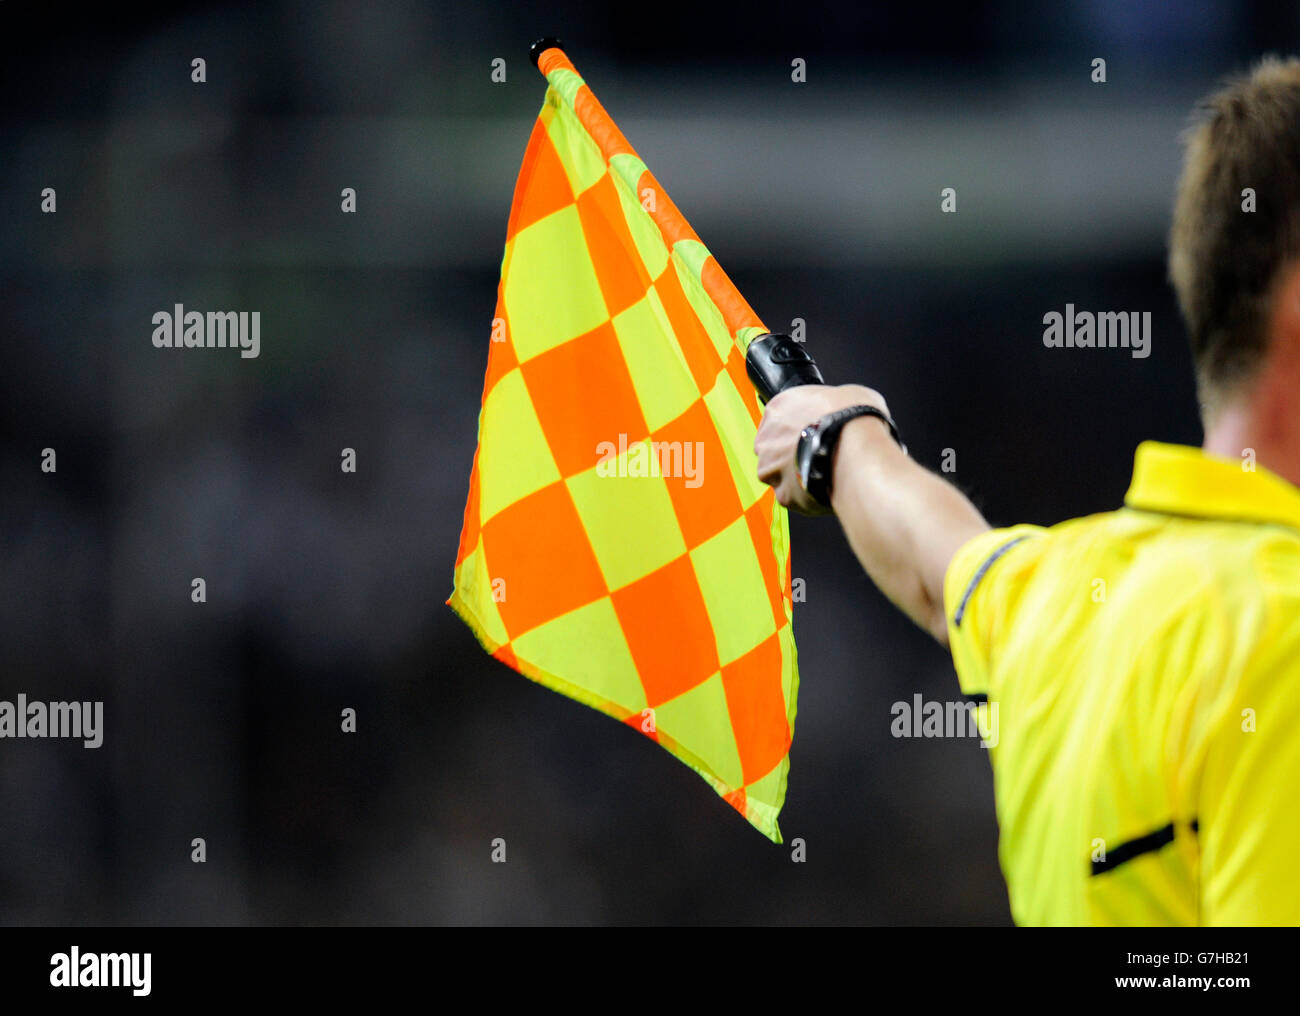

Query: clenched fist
754 383 893 515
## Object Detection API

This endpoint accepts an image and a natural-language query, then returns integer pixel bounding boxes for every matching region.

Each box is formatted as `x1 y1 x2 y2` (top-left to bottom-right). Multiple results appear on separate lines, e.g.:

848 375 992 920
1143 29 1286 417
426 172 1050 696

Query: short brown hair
1169 56 1300 410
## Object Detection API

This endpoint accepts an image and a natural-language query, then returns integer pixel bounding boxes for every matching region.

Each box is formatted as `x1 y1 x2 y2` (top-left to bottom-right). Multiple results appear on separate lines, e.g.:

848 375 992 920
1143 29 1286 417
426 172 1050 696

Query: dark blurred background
0 1 1291 925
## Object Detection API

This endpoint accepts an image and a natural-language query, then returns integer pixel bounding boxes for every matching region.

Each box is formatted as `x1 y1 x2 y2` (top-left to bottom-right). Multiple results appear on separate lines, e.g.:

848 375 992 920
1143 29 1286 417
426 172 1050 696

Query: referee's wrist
829 413 902 510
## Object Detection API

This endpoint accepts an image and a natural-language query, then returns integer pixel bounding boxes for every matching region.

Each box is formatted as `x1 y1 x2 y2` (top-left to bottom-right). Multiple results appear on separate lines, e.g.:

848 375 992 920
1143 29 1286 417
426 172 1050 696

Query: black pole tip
530 37 564 68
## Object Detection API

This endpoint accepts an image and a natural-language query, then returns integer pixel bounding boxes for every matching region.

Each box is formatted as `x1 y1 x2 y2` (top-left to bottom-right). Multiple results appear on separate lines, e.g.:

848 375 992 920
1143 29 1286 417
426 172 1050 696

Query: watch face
798 418 839 508
796 425 819 488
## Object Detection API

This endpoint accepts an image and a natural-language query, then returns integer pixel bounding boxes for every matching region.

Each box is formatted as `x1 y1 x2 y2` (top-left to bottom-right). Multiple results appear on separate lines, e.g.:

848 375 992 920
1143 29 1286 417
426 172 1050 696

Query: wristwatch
796 404 906 508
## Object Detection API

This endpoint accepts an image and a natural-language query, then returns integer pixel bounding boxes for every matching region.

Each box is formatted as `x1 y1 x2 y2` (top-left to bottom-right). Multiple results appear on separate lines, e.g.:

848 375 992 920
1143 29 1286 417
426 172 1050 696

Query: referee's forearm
829 417 991 645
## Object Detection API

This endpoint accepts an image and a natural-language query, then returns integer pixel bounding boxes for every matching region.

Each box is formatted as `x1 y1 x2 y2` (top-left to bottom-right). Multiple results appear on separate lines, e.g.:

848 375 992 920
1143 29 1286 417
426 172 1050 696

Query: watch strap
798 404 906 507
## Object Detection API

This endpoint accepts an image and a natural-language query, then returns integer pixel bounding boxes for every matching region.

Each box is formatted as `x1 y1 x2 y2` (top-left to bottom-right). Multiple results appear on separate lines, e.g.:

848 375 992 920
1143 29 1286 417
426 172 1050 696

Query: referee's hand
755 383 892 515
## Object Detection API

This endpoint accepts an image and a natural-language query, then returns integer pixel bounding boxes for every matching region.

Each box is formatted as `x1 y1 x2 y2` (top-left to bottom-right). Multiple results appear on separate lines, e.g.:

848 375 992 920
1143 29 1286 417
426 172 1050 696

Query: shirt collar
1124 440 1300 532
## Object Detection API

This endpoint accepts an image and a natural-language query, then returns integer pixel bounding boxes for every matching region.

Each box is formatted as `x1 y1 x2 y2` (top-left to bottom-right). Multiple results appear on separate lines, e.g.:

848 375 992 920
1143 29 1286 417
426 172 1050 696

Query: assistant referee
755 57 1300 926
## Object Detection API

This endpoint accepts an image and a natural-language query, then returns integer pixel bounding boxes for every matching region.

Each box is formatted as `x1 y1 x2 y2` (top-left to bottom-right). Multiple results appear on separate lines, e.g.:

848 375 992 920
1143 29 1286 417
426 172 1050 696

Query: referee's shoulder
1155 515 1300 664
1250 521 1300 588
1035 504 1299 618
1251 527 1300 651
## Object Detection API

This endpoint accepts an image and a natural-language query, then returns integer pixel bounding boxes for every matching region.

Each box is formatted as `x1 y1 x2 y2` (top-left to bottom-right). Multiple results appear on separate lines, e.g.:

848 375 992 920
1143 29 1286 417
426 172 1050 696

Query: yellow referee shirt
944 441 1300 926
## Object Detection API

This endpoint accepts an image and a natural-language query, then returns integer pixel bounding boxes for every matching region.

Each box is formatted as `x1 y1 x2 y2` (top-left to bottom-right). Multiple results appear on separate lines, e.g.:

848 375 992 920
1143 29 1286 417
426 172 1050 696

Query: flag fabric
448 44 800 841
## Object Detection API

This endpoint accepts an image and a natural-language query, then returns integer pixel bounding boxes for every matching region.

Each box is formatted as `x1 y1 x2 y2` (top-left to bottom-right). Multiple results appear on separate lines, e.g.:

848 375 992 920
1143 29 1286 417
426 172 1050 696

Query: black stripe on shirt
1090 820 1197 876
952 535 1033 628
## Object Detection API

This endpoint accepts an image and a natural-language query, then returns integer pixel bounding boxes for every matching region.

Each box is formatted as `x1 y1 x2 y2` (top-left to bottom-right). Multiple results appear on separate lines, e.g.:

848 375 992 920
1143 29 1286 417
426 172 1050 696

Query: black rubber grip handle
530 37 564 67
745 332 825 403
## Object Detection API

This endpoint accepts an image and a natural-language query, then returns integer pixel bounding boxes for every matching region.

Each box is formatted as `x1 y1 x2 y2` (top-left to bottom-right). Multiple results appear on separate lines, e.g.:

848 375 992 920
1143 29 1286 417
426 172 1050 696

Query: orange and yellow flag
449 43 799 841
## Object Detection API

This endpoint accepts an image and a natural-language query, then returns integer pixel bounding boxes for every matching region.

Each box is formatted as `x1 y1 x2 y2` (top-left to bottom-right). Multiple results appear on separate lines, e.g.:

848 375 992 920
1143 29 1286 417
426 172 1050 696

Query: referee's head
1169 57 1300 435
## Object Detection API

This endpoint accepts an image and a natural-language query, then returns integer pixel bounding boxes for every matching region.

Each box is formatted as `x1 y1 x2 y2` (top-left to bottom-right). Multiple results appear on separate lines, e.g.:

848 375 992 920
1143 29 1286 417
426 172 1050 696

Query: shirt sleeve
1198 604 1300 925
942 524 1046 698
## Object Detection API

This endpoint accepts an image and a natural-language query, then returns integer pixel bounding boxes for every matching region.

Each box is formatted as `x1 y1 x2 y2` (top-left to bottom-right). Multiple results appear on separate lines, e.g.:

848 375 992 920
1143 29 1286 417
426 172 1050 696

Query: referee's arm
755 382 990 645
